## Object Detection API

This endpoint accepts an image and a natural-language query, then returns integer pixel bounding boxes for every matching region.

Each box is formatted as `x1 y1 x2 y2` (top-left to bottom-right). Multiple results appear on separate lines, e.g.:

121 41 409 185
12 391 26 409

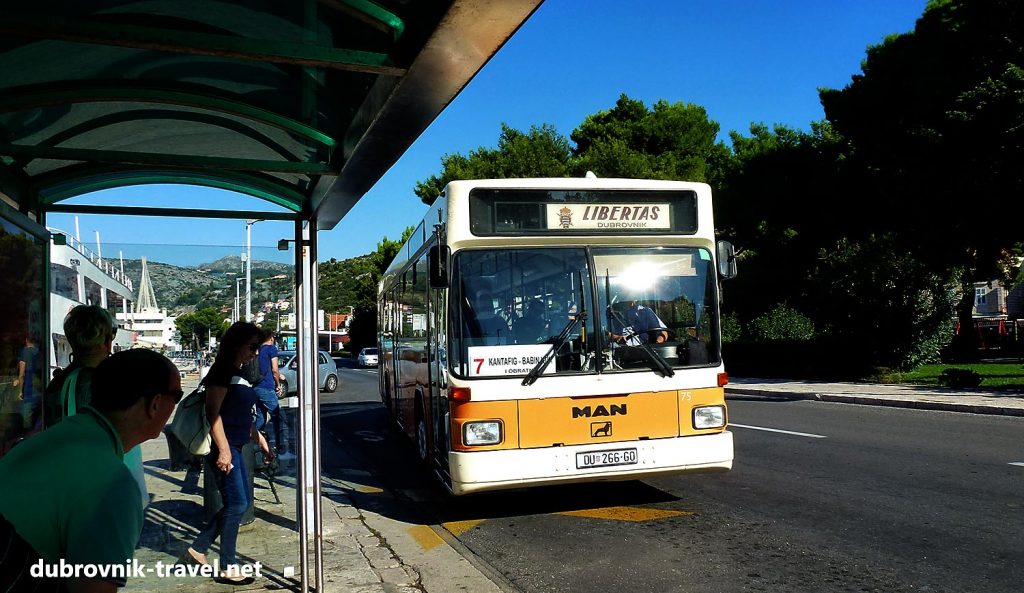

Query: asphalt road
321 367 1024 593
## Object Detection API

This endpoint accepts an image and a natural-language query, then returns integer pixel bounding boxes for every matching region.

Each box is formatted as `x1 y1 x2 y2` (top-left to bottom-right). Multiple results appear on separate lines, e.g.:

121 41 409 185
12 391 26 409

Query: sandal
185 547 209 566
215 565 255 585
213 574 255 585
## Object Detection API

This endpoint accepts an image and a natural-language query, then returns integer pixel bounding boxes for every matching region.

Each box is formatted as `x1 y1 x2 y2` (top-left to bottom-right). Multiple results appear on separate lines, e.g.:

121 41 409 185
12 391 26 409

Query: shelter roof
0 0 541 228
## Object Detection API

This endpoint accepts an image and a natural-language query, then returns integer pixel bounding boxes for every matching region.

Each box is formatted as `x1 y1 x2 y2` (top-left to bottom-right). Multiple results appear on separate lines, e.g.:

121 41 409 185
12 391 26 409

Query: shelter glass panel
0 217 46 454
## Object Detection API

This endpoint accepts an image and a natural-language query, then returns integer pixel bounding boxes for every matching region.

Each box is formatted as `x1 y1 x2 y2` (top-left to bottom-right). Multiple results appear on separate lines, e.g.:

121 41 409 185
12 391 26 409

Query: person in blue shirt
15 334 41 430
253 329 288 457
609 300 669 346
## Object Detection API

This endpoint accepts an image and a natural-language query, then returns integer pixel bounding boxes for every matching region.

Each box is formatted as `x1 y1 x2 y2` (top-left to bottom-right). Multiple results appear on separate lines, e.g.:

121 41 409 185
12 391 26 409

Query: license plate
576 448 638 469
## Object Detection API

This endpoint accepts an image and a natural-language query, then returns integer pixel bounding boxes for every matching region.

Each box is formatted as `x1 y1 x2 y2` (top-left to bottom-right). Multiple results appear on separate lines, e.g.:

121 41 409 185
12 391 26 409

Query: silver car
276 350 339 394
357 347 379 367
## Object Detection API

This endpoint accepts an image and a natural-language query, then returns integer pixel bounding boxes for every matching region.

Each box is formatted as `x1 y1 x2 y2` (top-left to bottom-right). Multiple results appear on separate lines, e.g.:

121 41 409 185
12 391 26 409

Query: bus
377 176 737 495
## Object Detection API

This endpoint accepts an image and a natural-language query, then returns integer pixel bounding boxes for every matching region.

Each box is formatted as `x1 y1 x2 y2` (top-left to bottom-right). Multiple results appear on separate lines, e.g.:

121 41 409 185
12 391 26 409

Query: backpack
241 354 265 385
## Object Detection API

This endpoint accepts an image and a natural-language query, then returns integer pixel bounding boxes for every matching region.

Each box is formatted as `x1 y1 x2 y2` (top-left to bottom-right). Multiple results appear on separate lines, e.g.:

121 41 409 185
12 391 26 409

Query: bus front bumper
448 431 733 495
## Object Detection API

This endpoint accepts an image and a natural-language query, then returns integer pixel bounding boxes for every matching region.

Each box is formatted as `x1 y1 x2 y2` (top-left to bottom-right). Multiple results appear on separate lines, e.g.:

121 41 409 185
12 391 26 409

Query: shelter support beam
293 218 324 593
0 144 334 175
46 204 297 220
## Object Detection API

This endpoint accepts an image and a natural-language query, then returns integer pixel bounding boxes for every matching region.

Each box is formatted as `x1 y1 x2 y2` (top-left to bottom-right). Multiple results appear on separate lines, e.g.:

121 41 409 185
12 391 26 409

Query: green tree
819 0 1024 359
572 94 728 180
713 122 850 329
175 307 229 349
808 234 958 370
415 124 573 205
319 255 372 314
345 227 415 352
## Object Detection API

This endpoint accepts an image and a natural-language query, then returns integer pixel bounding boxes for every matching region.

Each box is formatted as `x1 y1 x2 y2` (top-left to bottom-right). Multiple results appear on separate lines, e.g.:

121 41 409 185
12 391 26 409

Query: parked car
276 350 339 395
168 351 197 376
357 347 379 368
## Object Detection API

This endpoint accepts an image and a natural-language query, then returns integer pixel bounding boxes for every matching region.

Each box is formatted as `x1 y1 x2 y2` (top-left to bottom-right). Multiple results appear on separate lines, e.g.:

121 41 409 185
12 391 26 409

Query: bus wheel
415 406 429 463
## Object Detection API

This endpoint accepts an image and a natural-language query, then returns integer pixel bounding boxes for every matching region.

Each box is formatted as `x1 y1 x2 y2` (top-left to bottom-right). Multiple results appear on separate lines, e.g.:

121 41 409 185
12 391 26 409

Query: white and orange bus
378 176 736 495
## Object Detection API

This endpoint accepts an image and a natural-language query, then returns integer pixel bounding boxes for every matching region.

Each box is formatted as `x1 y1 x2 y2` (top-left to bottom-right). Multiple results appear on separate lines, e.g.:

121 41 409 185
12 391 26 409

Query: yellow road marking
410 507 685 551
407 525 444 551
443 519 485 536
557 506 692 522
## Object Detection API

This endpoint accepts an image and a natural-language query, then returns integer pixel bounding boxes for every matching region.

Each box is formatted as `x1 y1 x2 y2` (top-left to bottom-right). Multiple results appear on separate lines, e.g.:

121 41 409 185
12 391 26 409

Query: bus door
393 269 418 431
428 284 450 470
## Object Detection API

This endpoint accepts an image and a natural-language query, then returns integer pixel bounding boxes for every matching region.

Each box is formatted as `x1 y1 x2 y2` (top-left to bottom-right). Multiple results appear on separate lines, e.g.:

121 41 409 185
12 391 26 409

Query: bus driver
608 300 668 346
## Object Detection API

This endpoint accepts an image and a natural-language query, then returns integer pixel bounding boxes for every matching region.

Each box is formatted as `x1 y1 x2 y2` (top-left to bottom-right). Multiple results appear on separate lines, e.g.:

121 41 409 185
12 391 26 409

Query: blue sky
48 0 926 268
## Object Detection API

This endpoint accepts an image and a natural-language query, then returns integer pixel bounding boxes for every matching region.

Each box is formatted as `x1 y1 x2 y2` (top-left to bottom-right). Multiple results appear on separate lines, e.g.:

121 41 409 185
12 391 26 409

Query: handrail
49 229 134 292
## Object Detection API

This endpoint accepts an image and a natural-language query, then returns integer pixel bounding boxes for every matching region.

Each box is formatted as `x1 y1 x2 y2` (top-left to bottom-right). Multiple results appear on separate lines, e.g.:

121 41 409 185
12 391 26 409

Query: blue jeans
192 447 250 566
253 387 287 452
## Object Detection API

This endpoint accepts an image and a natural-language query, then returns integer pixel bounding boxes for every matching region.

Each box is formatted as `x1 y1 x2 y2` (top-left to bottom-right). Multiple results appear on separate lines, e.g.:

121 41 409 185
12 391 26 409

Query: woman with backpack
186 321 273 585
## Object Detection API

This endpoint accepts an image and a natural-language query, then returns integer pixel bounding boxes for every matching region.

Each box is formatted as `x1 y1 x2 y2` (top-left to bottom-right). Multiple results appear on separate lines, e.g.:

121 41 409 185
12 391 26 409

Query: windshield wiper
606 305 675 378
636 339 675 378
522 270 588 387
521 312 586 386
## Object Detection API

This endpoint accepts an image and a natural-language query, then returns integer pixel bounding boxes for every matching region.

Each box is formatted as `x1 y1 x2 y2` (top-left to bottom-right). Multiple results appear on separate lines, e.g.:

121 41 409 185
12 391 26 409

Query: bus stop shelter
0 0 541 589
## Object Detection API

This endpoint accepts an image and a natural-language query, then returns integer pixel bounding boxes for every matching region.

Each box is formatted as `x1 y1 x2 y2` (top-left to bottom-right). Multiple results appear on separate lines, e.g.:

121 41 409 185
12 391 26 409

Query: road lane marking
557 506 692 522
443 520 485 536
408 525 444 551
730 423 827 439
1010 462 1024 467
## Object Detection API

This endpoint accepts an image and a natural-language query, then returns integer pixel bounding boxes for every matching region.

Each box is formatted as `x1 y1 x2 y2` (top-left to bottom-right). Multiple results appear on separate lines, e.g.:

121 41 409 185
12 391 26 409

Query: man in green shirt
0 349 182 593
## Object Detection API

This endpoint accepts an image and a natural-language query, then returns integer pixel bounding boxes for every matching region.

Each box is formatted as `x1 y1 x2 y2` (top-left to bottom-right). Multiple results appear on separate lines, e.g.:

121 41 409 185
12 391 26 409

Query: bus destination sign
546 203 671 231
467 344 554 377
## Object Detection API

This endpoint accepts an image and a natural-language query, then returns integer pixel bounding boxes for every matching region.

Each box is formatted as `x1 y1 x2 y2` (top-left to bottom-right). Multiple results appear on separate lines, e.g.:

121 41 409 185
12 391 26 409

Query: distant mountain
120 257 294 317
115 253 364 318
120 259 216 312
199 255 292 277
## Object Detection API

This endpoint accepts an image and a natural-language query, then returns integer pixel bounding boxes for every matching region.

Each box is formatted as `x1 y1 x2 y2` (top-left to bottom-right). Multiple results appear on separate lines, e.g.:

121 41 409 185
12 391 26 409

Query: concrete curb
726 387 1024 417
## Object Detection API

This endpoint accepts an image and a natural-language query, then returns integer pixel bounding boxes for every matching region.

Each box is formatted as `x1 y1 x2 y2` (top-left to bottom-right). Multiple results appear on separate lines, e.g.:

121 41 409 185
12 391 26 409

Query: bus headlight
463 421 502 446
693 406 726 429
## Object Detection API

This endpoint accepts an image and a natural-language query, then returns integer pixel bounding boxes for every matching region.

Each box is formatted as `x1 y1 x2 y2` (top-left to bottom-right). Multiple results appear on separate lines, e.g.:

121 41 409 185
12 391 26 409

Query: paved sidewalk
727 377 1024 416
127 374 503 593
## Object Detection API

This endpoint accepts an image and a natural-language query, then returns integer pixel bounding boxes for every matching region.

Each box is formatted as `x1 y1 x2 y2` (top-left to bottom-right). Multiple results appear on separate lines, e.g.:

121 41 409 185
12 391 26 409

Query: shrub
747 304 815 342
720 312 742 344
937 368 982 388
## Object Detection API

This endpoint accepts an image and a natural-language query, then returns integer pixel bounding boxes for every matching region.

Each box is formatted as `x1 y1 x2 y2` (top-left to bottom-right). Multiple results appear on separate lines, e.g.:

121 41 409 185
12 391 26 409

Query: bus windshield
449 246 721 379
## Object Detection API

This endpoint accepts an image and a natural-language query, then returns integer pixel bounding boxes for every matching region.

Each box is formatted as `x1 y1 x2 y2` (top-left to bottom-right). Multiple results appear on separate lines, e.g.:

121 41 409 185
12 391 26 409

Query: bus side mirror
428 244 450 288
717 240 738 279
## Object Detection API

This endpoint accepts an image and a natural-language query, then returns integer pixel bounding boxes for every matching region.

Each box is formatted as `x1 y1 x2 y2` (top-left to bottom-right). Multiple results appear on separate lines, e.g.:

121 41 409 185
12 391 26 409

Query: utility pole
246 219 264 323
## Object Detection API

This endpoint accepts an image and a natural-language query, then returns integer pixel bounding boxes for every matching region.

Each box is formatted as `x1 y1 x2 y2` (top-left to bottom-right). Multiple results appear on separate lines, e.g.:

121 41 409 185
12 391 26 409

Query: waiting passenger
44 305 115 426
42 305 149 509
0 349 181 593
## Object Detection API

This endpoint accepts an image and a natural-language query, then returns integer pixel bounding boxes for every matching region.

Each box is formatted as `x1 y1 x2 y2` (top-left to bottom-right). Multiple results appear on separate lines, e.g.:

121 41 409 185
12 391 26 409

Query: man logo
591 421 612 438
572 404 627 418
